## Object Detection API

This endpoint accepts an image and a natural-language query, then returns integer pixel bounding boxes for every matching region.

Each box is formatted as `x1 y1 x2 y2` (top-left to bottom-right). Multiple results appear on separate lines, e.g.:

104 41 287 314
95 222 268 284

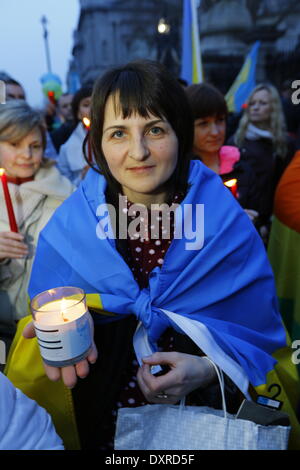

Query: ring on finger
155 391 169 399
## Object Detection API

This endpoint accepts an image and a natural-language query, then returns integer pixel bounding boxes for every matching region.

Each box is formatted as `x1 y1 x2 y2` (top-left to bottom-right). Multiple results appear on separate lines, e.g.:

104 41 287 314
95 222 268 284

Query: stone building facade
200 0 300 93
68 0 181 88
67 0 300 92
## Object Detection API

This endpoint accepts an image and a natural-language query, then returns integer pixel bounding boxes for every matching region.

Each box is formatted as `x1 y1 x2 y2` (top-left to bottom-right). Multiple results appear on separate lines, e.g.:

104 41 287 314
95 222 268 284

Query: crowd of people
0 62 300 450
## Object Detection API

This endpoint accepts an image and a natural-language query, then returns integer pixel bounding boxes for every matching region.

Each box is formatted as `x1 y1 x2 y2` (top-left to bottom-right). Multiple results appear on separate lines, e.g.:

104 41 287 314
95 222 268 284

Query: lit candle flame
61 298 69 322
0 168 5 176
224 178 237 188
82 117 91 129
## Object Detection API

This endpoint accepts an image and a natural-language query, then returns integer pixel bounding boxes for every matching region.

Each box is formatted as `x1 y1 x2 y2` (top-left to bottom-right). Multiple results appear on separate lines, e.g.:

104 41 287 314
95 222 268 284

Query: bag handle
179 356 227 419
203 356 227 419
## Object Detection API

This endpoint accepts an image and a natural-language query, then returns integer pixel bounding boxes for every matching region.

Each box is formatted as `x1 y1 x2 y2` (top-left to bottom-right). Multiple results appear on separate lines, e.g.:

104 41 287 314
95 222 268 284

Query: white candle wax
35 298 86 326
33 297 91 366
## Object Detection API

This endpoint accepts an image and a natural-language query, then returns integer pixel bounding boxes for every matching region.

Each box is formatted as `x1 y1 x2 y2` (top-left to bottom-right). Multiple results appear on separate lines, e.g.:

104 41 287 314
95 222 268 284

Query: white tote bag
114 360 290 450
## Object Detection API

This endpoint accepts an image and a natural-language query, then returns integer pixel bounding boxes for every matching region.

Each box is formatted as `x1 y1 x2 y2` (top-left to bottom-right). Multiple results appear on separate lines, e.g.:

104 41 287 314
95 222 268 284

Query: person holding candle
185 83 259 224
5 61 300 450
228 83 295 244
0 100 73 351
50 94 77 154
56 93 74 125
57 85 93 186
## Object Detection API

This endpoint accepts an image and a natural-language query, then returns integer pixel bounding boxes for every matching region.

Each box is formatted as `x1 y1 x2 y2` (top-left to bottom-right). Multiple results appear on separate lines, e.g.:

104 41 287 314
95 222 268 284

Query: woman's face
248 89 272 126
101 94 178 205
0 127 43 178
193 115 226 157
77 96 92 121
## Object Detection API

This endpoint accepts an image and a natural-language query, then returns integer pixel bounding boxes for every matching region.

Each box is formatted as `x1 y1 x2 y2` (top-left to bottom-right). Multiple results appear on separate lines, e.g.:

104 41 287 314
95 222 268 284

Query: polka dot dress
99 194 182 450
126 197 180 289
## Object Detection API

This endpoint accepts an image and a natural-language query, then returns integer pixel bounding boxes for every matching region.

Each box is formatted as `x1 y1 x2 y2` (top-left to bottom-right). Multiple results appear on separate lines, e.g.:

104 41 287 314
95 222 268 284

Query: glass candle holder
31 286 92 367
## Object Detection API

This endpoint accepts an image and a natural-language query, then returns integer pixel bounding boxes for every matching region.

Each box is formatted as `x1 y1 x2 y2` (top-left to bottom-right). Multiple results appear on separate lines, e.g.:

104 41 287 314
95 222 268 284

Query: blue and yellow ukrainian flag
226 41 261 113
181 0 203 84
4 162 300 449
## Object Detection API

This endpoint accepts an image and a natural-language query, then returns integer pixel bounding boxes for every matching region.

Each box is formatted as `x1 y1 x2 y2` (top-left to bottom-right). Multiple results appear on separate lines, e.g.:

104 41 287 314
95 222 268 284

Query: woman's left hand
23 313 98 389
137 351 217 404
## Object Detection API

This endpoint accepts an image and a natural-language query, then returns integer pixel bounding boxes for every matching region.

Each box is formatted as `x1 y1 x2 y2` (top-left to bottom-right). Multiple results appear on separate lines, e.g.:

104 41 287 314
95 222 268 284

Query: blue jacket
0 372 63 450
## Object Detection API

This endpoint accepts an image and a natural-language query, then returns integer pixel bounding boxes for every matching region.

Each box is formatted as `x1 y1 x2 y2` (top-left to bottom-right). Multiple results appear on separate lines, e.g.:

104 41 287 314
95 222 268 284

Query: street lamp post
41 15 52 74
157 17 170 35
157 15 170 63
156 10 179 76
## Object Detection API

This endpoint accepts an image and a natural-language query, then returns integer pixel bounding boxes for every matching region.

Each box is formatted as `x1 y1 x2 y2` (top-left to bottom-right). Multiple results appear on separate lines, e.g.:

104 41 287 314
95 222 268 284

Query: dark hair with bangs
185 83 228 121
88 60 194 201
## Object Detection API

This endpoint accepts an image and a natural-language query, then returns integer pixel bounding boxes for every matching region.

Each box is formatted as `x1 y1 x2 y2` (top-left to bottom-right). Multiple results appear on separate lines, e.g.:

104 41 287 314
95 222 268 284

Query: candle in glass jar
31 287 92 367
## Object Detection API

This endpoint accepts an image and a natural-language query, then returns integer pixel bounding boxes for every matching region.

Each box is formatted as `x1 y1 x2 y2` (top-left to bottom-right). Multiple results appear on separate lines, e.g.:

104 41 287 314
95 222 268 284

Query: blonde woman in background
0 101 73 351
229 83 295 244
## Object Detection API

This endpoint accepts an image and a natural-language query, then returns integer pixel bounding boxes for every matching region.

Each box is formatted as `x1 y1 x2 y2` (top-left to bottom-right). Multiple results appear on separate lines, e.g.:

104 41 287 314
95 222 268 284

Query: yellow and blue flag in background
226 41 261 113
181 0 203 84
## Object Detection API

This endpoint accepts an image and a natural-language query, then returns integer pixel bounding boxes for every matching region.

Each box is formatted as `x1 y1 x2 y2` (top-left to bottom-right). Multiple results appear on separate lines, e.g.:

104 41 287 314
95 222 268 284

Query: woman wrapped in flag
5 60 299 450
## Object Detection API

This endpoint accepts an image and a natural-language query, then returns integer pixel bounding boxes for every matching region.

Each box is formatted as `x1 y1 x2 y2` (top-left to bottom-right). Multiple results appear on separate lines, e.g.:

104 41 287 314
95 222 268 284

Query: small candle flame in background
82 118 93 163
48 90 56 105
224 178 237 188
82 117 91 129
0 168 4 177
224 178 238 198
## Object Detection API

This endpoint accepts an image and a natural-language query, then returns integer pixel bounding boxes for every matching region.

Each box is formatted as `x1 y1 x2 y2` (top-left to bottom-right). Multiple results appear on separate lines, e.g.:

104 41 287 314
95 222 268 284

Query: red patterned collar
6 176 34 185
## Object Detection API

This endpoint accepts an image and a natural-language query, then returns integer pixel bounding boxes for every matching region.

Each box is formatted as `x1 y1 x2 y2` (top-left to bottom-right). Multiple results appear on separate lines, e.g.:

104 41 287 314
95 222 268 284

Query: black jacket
227 136 295 226
50 121 76 153
220 159 259 211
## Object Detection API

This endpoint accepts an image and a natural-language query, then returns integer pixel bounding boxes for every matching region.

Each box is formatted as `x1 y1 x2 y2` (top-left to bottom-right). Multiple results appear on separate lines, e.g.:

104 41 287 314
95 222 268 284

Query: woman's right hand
0 231 28 261
22 312 98 389
137 352 217 404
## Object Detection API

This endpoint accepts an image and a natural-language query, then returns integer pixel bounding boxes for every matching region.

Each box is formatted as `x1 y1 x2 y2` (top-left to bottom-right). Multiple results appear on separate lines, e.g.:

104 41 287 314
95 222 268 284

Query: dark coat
50 121 76 153
220 159 259 211
227 136 295 226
